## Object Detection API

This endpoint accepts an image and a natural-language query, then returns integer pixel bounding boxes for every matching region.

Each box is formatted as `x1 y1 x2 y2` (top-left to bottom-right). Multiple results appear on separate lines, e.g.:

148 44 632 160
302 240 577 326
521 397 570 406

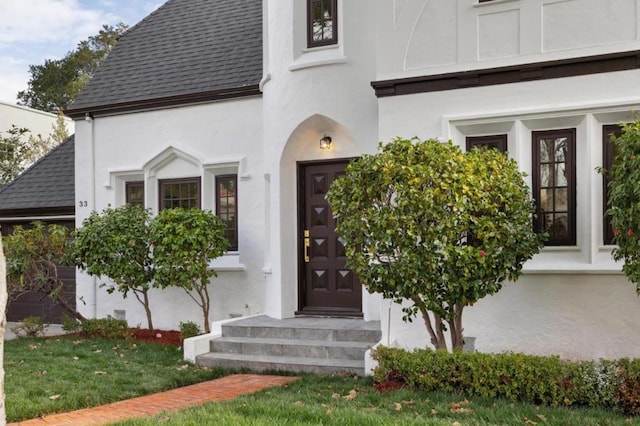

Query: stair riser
222 325 381 343
197 356 364 376
211 340 368 360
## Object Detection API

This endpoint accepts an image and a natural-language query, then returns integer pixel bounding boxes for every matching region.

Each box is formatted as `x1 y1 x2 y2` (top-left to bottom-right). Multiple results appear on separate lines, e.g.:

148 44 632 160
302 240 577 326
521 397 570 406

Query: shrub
327 138 545 351
79 318 130 339
372 346 636 414
179 321 202 340
615 358 640 415
10 316 47 338
61 314 82 333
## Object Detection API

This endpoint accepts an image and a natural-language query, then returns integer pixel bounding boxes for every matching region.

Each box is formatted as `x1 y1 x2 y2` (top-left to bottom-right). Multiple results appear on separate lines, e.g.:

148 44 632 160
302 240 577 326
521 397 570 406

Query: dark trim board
371 50 640 97
66 85 262 119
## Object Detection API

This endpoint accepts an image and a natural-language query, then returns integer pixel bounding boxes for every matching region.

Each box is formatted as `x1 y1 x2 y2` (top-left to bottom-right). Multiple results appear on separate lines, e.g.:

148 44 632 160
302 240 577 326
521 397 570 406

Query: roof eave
66 85 262 119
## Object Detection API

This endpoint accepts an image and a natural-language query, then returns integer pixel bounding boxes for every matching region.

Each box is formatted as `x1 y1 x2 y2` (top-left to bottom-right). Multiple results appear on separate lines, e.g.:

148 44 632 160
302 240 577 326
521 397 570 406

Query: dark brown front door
297 160 362 316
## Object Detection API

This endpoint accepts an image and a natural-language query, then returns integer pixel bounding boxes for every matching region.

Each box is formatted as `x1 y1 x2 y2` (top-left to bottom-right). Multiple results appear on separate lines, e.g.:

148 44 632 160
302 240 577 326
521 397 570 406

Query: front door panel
298 161 362 316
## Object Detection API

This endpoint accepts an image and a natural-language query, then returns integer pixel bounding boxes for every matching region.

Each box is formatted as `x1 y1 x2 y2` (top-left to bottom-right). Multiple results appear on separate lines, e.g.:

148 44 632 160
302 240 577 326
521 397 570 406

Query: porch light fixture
320 135 332 150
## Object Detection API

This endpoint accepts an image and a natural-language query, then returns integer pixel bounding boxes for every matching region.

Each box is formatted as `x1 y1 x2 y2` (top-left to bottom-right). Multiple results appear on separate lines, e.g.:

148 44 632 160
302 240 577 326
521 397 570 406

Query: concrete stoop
196 315 382 376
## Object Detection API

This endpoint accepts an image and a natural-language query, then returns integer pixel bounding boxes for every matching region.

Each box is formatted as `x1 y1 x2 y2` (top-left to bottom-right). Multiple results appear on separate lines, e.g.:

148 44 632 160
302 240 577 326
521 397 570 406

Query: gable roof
0 135 75 215
67 0 263 118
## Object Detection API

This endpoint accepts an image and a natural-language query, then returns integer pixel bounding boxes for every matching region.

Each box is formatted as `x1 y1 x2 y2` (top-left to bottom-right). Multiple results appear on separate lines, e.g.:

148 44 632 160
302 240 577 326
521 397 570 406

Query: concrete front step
196 352 366 376
211 336 373 360
221 316 382 343
195 315 382 376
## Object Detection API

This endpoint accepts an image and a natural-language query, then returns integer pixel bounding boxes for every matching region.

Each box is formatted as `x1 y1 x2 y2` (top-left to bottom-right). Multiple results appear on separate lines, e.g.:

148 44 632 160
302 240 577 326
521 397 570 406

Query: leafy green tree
73 205 155 330
3 222 85 321
0 126 32 186
17 24 127 112
0 235 6 424
603 120 640 289
327 138 545 351
0 116 69 187
150 208 229 333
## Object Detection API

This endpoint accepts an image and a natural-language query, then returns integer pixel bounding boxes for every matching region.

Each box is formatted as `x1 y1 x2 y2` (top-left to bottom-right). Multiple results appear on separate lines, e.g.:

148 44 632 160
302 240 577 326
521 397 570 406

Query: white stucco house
0 101 71 138
66 0 640 369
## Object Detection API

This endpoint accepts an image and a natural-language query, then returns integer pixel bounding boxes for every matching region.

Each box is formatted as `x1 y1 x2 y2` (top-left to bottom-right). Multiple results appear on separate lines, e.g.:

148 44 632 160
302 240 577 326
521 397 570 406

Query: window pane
540 188 553 211
603 124 623 244
555 188 568 211
549 213 569 240
216 175 238 251
126 181 144 207
308 0 337 47
541 164 554 187
533 129 576 245
555 164 567 187
466 134 508 153
159 178 200 210
554 138 567 161
540 139 555 162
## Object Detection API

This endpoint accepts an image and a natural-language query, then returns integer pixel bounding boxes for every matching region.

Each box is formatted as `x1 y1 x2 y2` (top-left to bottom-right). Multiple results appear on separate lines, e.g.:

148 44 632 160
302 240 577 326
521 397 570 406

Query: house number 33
78 201 88 207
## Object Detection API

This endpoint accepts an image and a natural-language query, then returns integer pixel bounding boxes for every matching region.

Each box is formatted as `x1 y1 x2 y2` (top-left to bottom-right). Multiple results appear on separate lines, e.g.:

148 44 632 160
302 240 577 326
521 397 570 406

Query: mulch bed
128 328 183 346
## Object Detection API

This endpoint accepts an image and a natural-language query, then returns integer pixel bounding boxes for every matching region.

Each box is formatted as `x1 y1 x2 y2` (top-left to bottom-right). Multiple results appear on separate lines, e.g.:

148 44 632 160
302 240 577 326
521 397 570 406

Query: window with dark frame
466 134 508 153
125 181 145 207
532 129 576 246
216 175 238 251
159 178 200 210
307 0 337 48
603 124 623 245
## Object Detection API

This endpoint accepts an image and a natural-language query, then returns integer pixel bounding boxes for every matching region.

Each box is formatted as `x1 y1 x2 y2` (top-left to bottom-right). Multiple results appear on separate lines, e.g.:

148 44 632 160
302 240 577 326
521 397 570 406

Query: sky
0 0 164 105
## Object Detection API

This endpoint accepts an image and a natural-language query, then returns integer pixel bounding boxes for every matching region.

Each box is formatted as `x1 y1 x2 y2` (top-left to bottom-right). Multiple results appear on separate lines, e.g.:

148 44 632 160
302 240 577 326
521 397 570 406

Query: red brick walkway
9 374 299 426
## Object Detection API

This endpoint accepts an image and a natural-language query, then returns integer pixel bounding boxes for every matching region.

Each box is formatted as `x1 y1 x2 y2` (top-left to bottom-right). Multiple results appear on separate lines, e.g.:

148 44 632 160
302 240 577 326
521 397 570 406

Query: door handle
304 230 310 263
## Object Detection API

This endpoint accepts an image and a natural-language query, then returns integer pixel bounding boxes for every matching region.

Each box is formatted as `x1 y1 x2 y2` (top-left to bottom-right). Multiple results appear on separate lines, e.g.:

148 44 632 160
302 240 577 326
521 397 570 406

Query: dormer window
307 0 338 48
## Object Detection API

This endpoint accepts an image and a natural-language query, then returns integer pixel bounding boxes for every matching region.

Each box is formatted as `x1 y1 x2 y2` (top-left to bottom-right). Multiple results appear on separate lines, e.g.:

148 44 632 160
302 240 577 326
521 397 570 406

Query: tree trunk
199 284 211 334
0 236 9 425
449 303 465 351
133 289 154 331
414 298 447 351
54 292 86 321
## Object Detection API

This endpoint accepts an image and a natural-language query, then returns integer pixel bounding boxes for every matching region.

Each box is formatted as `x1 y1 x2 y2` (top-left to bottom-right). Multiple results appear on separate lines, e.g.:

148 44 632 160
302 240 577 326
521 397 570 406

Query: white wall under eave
74 98 266 330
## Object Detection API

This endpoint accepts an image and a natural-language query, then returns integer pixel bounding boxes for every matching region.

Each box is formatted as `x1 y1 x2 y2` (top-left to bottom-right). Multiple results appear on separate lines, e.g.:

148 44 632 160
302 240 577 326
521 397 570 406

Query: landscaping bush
615 358 640 415
10 316 47 338
179 321 201 340
79 317 130 339
372 346 638 415
61 314 82 333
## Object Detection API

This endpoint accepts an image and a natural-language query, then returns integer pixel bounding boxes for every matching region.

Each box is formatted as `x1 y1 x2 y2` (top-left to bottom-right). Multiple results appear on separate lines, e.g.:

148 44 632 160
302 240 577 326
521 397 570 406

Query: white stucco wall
74 98 265 330
262 0 381 320
377 0 640 80
72 0 640 360
0 101 73 139
378 0 640 359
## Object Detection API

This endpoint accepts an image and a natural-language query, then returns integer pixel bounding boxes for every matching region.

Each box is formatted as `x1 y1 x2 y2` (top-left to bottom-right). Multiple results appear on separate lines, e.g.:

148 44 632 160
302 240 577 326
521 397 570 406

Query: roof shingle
68 0 263 115
0 135 74 213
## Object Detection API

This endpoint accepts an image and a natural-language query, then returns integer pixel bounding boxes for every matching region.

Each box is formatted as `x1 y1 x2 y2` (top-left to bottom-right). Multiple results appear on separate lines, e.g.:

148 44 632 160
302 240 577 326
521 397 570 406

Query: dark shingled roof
67 0 263 117
0 135 75 214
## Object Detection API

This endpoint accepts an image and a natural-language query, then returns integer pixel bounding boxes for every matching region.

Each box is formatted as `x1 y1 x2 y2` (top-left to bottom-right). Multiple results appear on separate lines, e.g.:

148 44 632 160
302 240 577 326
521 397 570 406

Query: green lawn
4 336 637 425
115 375 635 425
4 336 227 422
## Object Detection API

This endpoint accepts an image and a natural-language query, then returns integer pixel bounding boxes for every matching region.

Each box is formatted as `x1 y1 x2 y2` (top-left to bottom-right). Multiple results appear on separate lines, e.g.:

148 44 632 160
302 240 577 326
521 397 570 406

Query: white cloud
0 56 29 103
0 0 117 45
0 0 159 106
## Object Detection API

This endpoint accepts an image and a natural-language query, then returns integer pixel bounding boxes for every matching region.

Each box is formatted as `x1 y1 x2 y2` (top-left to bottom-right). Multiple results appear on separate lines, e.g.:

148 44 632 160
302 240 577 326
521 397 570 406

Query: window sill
523 266 623 275
210 253 245 271
289 45 347 71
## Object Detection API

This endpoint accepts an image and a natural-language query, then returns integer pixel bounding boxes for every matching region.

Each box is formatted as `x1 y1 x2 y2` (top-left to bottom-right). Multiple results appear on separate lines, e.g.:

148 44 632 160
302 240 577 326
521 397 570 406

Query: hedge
372 346 640 415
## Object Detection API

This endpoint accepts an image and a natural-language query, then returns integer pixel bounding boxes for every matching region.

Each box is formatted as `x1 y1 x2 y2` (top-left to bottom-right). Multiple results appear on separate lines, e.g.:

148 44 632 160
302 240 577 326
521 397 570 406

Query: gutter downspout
85 113 98 318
